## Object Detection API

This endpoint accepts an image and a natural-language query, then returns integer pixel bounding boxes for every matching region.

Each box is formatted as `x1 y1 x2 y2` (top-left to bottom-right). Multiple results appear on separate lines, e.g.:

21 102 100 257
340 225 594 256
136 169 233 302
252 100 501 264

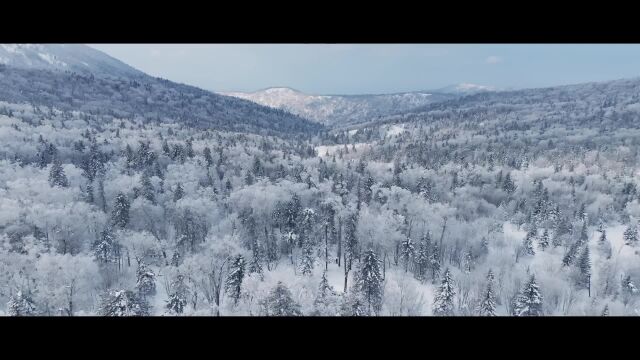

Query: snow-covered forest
1 45 640 316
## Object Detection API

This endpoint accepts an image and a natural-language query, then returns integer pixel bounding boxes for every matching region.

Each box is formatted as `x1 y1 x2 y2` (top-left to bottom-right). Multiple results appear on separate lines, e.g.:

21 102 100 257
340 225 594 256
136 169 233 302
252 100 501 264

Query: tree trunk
325 224 329 271
337 217 342 267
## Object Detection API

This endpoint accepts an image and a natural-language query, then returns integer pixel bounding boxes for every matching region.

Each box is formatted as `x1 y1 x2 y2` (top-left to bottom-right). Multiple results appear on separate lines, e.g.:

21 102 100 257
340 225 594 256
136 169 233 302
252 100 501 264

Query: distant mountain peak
436 83 495 94
221 87 456 126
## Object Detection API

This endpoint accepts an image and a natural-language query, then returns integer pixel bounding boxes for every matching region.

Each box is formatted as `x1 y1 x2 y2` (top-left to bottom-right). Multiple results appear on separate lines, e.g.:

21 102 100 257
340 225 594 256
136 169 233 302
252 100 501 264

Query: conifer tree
7 291 37 316
111 192 130 228
433 268 455 316
577 246 591 293
477 269 497 316
539 229 550 250
624 225 638 246
263 282 302 316
513 275 543 316
225 255 245 305
166 275 189 314
313 271 338 316
400 237 415 273
100 290 149 316
136 260 156 297
48 157 69 188
356 249 384 315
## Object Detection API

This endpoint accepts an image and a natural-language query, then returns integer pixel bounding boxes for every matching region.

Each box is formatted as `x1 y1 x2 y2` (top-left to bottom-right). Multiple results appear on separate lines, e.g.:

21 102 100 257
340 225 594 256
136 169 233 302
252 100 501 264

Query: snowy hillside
222 87 455 126
0 46 322 137
0 44 144 78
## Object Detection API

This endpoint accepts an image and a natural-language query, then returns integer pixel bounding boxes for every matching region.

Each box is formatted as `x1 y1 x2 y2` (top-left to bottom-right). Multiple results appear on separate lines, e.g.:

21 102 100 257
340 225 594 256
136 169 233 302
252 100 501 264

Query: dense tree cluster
1 71 640 316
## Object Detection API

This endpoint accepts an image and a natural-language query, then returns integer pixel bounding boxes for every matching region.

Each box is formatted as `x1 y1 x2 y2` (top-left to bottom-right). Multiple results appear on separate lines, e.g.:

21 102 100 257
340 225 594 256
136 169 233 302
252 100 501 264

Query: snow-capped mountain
434 83 496 94
0 44 144 78
221 87 456 126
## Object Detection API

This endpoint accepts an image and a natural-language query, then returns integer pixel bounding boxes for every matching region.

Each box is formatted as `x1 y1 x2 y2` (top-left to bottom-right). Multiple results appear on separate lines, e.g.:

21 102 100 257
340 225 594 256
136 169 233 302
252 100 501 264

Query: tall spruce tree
263 282 302 316
111 192 130 228
225 255 245 305
48 157 69 188
356 249 384 315
513 275 544 316
477 269 497 316
433 268 455 316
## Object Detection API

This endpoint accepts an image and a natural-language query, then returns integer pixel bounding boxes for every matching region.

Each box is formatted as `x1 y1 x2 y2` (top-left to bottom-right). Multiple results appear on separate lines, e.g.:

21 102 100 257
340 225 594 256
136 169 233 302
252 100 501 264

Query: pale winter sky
90 44 640 95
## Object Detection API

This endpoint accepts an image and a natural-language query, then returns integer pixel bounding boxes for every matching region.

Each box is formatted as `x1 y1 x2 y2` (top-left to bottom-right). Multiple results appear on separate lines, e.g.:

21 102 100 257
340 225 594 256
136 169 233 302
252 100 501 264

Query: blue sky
90 44 640 95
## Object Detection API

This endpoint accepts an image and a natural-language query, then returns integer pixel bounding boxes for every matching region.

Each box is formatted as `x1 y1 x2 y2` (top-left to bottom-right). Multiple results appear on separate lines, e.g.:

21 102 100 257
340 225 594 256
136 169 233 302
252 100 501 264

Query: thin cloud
485 55 503 64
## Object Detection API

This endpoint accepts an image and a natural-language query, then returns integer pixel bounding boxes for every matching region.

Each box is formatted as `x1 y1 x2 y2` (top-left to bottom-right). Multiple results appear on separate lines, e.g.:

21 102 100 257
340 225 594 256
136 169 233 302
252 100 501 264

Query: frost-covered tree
577 246 591 293
99 290 150 316
48 157 69 188
299 238 315 276
513 275 543 316
7 291 37 316
539 229 550 250
433 268 455 316
166 274 189 314
111 192 130 228
173 182 184 202
522 229 536 256
139 169 155 204
94 227 118 264
225 255 245 305
429 243 441 282
400 237 415 273
623 225 638 246
136 260 156 297
477 269 497 316
356 249 384 315
263 282 302 316
312 271 338 316
502 172 516 194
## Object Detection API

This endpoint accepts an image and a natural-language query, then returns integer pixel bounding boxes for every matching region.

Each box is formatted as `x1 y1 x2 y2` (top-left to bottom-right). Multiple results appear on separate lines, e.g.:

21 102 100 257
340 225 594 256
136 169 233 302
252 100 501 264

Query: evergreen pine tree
173 182 184 202
299 238 315 276
225 255 245 305
7 291 37 316
111 192 130 228
579 221 588 245
356 249 384 315
99 290 149 316
539 229 550 250
140 169 155 204
400 237 415 273
477 269 497 316
249 240 264 280
203 146 213 168
513 275 544 316
502 173 516 194
312 271 338 316
577 246 591 291
623 225 638 246
136 260 156 297
522 229 536 256
429 243 441 282
562 241 581 267
263 282 302 316
48 157 69 188
433 268 455 316
415 236 430 281
601 304 609 316
166 274 189 314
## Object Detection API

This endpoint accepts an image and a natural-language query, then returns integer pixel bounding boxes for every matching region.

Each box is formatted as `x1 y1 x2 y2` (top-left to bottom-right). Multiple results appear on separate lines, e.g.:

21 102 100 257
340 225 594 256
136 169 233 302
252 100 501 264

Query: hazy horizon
89 44 640 95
